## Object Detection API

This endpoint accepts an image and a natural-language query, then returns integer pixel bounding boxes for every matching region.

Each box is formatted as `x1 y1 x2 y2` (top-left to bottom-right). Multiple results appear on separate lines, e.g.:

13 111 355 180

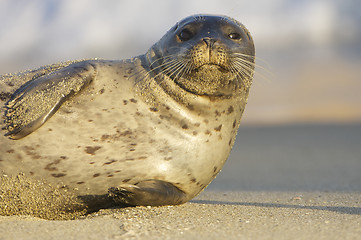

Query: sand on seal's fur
0 174 88 220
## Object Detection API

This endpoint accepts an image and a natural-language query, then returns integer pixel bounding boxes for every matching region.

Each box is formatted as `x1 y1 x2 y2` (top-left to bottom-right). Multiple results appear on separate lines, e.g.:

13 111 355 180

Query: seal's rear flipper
4 61 97 139
108 180 188 206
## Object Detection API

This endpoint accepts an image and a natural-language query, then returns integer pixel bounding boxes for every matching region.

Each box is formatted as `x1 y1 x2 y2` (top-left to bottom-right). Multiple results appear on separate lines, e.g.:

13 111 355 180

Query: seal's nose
202 38 218 48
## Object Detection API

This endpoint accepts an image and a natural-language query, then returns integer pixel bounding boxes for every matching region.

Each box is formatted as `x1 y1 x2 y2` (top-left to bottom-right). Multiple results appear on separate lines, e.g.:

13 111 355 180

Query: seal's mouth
193 63 228 73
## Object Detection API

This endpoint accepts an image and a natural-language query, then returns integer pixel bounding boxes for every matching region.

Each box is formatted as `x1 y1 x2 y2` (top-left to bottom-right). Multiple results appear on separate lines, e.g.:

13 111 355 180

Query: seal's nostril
202 38 217 48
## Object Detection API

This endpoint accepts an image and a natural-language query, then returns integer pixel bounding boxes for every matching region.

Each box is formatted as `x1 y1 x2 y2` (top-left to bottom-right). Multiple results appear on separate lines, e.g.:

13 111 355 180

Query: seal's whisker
177 60 192 79
147 56 182 77
149 54 181 68
184 59 193 75
230 64 254 87
232 53 273 78
152 58 185 81
234 59 272 83
232 61 255 76
232 60 254 74
165 60 188 79
172 63 187 80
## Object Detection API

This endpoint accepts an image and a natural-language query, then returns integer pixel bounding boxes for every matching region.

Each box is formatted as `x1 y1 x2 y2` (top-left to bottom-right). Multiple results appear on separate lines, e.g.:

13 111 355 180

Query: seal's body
0 15 255 206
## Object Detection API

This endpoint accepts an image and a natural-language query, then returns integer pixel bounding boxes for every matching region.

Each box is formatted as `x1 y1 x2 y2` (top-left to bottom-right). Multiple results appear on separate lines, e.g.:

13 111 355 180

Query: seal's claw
108 185 137 199
108 180 188 206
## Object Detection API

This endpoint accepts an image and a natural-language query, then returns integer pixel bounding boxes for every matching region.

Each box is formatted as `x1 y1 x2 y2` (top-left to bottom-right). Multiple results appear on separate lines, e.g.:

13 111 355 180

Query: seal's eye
178 29 194 42
228 32 241 40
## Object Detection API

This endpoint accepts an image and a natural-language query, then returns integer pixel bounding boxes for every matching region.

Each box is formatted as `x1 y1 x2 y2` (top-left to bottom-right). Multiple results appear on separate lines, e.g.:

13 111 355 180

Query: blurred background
1 0 360 125
1 0 360 191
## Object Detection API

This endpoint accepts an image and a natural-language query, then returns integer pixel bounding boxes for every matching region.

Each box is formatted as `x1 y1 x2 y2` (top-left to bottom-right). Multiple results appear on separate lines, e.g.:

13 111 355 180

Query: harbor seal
0 14 255 206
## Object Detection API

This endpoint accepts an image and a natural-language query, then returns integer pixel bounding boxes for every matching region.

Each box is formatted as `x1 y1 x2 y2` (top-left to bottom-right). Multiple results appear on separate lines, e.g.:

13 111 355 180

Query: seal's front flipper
4 61 96 139
108 180 188 206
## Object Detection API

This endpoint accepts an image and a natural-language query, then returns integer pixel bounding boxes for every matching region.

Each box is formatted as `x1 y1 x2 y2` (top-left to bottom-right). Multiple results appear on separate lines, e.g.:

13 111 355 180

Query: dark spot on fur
60 156 67 159
182 124 189 129
233 120 237 128
165 105 170 110
213 166 218 173
101 135 110 141
107 175 114 178
119 130 132 136
23 146 41 160
0 92 11 101
137 156 148 160
149 107 158 112
123 100 128 105
29 172 34 176
130 98 137 103
122 179 131 183
214 124 222 131
48 128 53 131
164 157 172 161
192 131 198 136
99 88 105 94
88 120 93 122
191 178 197 183
227 106 234 114
89 162 95 164
126 68 134 74
203 119 209 124
194 123 201 127
129 148 136 151
93 173 100 178
187 104 195 110
85 146 102 155
7 82 14 87
135 112 142 116
77 181 85 184
103 159 117 165
51 173 66 178
45 159 62 171
6 149 14 154
205 130 211 135
229 138 232 146
215 110 221 117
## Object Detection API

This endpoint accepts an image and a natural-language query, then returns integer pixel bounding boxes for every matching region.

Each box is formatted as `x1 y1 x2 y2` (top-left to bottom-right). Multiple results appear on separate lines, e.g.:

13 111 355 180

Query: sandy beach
1 123 360 239
0 190 360 240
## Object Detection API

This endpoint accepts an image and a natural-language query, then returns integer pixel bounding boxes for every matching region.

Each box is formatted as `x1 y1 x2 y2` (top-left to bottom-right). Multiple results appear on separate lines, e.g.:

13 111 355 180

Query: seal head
145 15 255 96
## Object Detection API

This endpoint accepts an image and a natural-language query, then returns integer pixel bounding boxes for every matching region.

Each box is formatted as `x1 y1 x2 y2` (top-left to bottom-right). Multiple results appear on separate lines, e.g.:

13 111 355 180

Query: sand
1 124 360 239
0 191 360 240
